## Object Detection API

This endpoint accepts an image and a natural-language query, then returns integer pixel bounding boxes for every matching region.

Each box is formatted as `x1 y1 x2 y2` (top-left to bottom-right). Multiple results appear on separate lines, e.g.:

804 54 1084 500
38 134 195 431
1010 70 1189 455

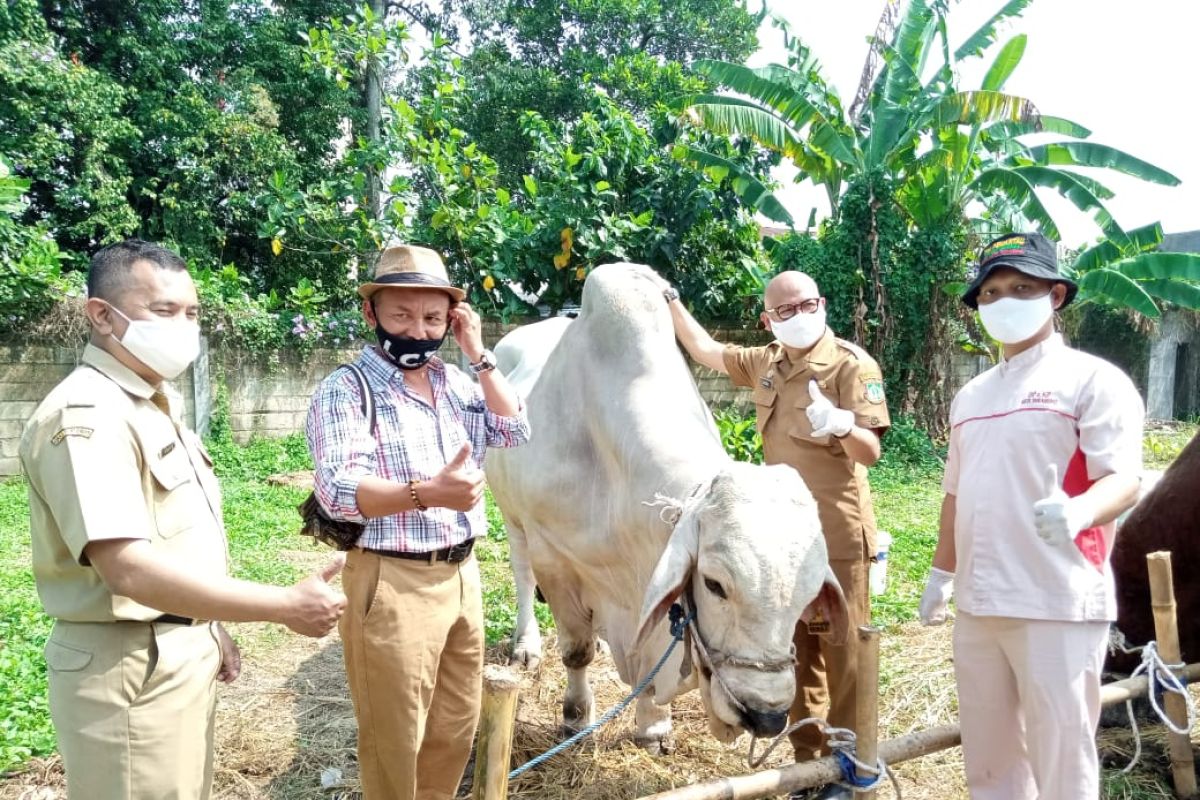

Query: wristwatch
663 286 680 303
469 349 497 374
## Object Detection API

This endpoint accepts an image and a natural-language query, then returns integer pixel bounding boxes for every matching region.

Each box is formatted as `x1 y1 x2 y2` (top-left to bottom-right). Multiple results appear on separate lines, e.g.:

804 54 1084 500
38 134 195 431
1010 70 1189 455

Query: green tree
0 12 140 252
684 0 1181 426
1069 223 1200 319
8 1 358 290
444 0 761 182
267 18 773 321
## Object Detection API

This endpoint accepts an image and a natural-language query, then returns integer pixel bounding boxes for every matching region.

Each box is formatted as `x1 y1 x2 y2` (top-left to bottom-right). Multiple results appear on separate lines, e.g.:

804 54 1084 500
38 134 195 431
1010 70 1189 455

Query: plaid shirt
307 346 529 552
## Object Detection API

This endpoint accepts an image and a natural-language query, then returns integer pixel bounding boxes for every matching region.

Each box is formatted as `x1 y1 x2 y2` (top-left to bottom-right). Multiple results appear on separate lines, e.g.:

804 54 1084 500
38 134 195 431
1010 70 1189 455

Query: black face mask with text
373 314 447 370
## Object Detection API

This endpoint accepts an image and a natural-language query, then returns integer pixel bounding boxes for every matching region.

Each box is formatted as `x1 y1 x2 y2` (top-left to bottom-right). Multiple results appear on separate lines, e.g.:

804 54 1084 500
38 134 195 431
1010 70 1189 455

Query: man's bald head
764 271 820 309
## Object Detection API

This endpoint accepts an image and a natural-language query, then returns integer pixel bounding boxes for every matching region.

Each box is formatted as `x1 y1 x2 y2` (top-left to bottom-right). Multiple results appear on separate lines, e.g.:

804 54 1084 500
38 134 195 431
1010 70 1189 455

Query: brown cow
1107 429 1200 676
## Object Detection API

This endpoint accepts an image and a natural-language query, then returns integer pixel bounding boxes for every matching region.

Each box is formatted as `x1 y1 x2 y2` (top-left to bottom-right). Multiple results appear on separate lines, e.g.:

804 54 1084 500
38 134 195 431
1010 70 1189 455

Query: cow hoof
508 639 543 671
562 699 595 734
634 733 675 755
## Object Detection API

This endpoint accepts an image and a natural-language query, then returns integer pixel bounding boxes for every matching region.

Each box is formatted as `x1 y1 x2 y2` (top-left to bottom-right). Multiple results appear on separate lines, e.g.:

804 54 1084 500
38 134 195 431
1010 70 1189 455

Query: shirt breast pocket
752 384 777 431
148 447 202 539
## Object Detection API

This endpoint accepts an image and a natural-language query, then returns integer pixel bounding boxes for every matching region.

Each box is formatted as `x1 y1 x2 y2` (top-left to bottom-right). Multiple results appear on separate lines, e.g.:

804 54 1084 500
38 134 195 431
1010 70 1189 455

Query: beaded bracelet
408 479 429 512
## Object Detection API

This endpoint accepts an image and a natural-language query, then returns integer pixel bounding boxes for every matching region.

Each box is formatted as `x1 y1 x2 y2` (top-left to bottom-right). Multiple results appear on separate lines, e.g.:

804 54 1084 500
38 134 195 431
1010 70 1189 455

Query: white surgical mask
109 305 201 380
977 294 1054 345
770 308 827 350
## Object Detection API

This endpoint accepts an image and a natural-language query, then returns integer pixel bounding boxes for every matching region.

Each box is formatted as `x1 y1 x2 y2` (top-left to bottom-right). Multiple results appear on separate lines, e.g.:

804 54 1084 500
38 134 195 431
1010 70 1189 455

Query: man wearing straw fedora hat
306 245 529 799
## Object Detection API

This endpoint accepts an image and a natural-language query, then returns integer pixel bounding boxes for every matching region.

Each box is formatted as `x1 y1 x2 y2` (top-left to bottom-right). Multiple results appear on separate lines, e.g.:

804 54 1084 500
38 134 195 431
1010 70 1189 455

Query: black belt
365 539 475 564
154 614 196 625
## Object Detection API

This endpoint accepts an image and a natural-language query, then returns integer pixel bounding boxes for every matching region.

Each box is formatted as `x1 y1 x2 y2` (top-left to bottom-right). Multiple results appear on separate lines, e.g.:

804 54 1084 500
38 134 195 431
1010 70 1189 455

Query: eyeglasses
765 298 822 321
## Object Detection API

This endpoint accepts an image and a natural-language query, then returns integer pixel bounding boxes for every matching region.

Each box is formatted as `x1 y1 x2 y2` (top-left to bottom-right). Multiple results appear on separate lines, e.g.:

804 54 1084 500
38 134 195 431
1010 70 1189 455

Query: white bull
486 262 847 750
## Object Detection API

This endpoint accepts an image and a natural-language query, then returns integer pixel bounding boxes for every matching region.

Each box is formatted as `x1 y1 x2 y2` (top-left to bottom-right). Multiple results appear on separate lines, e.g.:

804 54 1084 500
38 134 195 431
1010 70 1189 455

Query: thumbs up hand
283 553 348 637
422 441 485 512
1032 464 1094 546
806 380 855 439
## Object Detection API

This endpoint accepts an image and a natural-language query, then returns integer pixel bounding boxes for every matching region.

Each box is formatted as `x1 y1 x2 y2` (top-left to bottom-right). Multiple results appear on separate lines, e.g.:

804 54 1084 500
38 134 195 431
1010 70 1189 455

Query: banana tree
678 0 1180 244
1069 223 1200 319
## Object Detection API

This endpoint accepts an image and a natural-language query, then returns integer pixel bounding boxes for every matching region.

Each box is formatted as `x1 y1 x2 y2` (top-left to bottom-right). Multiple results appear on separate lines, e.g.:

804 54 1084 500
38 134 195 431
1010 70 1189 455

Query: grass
0 479 55 772
1 420 1196 796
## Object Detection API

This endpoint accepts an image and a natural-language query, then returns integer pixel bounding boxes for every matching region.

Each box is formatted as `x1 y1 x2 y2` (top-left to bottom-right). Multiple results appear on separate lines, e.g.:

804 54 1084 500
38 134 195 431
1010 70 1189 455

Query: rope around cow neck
507 604 695 780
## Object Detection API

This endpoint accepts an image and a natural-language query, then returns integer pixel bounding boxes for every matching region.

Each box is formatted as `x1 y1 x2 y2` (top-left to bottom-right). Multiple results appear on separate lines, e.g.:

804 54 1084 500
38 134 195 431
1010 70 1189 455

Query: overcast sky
750 0 1200 248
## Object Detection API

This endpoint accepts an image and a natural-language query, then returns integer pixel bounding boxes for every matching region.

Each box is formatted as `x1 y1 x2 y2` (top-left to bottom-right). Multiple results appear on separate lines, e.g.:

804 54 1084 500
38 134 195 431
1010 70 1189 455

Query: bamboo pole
636 659 1200 800
636 726 962 800
474 665 520 800
857 626 881 800
1146 551 1198 799
1100 664 1200 707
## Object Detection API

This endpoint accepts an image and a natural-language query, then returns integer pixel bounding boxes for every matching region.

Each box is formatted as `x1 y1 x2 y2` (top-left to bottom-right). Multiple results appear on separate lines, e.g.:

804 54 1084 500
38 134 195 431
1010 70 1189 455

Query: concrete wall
0 324 989 476
0 344 197 476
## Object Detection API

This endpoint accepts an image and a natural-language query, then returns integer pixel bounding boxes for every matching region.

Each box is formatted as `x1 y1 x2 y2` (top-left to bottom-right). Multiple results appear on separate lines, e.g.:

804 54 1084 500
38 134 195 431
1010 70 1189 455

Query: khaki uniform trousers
45 619 222 800
954 612 1109 800
341 548 484 800
789 557 869 760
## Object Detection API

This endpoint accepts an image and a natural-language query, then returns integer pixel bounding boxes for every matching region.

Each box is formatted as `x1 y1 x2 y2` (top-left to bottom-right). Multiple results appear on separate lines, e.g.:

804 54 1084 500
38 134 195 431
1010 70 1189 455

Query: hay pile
3 590 1195 799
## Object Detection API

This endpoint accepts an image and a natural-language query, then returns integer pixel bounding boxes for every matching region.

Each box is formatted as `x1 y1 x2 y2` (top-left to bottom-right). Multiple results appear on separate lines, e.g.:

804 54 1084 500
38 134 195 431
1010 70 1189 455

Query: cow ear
635 507 699 652
800 565 850 646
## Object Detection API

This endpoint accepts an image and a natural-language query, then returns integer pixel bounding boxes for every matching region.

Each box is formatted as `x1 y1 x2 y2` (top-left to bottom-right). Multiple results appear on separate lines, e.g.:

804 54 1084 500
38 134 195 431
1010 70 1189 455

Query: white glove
919 567 955 626
806 380 855 438
1032 464 1093 546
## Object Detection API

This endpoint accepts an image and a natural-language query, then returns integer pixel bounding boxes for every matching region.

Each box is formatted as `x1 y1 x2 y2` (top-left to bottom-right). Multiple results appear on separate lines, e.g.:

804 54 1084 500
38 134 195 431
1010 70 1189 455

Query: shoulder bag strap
338 364 378 440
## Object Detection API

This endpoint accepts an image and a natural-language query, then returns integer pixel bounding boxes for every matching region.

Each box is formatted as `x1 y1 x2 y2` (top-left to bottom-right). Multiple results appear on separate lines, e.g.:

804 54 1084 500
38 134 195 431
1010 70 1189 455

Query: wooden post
857 626 881 800
473 665 520 800
1147 551 1198 799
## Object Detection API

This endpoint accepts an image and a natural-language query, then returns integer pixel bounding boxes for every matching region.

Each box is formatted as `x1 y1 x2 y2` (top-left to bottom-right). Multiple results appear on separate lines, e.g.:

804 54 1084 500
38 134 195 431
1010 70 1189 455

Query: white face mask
977 294 1054 345
109 305 201 380
770 308 827 350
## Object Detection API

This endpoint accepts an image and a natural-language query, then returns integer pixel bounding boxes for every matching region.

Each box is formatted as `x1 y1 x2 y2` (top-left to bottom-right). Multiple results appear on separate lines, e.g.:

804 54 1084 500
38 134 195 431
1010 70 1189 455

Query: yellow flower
575 267 586 281
271 238 283 257
553 252 570 270
482 274 496 291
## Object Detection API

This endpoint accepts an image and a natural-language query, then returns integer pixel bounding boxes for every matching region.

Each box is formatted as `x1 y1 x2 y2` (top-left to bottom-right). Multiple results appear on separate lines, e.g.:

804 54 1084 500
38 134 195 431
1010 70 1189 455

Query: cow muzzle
739 706 790 738
678 586 798 736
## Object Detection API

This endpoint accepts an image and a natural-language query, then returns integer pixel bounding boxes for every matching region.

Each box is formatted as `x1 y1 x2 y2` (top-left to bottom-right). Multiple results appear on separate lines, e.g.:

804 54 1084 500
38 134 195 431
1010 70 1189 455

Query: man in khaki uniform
665 270 890 800
20 239 348 800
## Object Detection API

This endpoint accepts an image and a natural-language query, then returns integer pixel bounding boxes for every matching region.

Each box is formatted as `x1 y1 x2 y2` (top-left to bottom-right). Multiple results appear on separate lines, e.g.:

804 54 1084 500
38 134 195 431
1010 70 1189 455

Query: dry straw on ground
2 553 1195 800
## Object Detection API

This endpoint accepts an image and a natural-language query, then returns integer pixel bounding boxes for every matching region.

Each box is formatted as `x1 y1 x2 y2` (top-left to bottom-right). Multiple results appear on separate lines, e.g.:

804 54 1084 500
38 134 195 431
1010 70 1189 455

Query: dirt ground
2 550 1195 800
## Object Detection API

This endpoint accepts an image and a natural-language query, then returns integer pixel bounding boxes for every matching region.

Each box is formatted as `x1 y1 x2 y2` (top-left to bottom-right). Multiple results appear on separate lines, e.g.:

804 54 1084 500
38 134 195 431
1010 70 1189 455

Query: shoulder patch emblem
863 378 885 405
51 426 94 445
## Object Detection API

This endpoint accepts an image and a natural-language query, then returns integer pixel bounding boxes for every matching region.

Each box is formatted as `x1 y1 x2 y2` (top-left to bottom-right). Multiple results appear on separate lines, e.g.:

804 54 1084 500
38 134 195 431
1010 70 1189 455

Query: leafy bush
713 407 763 464
0 155 84 335
193 262 367 356
877 414 945 472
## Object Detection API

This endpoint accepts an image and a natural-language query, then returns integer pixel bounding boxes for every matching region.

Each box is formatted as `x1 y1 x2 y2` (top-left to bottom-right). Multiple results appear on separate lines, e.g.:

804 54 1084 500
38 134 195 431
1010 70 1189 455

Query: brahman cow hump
1108 428 1200 676
486 262 846 752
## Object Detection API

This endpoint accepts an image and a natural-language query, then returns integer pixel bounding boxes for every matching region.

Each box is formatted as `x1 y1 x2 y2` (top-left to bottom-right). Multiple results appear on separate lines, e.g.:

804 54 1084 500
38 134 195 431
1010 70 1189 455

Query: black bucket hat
962 231 1078 309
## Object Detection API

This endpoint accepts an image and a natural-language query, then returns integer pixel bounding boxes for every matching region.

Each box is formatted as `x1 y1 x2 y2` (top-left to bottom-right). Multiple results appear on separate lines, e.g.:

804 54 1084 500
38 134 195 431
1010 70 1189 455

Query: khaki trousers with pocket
340 548 484 800
789 556 870 760
45 619 222 800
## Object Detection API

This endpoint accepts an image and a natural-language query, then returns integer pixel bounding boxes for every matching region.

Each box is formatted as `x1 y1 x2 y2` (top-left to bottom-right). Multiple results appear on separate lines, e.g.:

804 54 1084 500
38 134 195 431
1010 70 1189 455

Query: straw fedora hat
357 245 466 301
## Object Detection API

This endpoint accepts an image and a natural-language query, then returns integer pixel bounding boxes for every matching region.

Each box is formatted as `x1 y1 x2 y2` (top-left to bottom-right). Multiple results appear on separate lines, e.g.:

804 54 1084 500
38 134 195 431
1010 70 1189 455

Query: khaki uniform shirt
20 344 228 622
724 330 891 561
